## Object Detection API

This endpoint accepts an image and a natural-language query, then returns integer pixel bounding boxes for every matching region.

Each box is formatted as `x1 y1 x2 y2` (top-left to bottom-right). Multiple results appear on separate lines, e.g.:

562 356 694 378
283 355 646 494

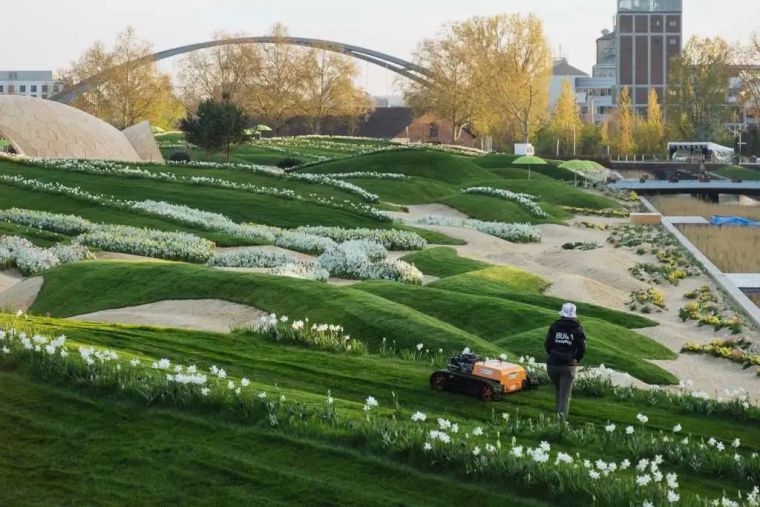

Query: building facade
0 71 62 100
616 0 683 111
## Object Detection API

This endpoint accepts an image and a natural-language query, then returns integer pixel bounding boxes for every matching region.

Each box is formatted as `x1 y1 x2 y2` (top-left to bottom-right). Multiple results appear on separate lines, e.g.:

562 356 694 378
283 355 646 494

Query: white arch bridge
52 36 433 104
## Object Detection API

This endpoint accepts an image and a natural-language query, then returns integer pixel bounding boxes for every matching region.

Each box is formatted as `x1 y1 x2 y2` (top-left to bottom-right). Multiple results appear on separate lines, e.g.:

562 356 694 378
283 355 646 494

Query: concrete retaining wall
640 196 760 329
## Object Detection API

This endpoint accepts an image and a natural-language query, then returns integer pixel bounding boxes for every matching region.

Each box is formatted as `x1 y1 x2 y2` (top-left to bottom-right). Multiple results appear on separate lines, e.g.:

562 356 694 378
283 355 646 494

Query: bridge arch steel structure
53 36 432 104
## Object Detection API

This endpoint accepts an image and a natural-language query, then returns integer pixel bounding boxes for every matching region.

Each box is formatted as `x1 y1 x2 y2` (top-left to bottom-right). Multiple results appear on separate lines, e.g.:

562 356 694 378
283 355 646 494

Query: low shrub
276 157 305 169
169 152 191 162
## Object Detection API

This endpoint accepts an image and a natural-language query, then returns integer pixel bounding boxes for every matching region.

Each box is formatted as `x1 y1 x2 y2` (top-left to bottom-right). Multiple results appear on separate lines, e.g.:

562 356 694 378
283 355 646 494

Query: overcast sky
4 0 758 95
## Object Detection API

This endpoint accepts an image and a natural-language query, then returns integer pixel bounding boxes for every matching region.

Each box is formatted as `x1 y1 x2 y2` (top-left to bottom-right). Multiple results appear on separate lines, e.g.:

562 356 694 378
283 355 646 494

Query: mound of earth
69 299 267 333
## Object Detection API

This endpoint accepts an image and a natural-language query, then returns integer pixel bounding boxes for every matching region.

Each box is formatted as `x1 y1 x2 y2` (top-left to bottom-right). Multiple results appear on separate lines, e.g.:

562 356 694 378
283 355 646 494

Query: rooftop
553 58 589 77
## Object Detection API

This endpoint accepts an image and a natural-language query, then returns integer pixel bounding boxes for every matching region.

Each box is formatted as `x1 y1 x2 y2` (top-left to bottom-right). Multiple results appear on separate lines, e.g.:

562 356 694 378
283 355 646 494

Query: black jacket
544 318 586 366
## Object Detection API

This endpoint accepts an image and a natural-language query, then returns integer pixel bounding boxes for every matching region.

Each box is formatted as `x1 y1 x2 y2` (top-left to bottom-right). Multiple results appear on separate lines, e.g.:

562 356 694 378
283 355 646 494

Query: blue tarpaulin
709 216 760 227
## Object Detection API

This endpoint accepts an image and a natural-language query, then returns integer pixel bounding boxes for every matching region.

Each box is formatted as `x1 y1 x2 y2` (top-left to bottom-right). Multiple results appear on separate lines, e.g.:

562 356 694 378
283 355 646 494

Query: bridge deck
613 181 760 192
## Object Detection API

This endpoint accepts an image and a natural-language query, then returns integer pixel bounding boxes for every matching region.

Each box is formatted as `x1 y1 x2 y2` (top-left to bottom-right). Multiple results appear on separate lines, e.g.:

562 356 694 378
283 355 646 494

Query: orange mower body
430 353 539 401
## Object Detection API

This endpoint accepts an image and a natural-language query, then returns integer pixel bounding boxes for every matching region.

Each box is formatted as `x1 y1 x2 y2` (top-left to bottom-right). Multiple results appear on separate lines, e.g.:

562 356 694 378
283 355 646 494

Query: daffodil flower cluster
77 225 215 263
249 313 367 354
0 235 94 275
462 187 548 218
412 215 542 243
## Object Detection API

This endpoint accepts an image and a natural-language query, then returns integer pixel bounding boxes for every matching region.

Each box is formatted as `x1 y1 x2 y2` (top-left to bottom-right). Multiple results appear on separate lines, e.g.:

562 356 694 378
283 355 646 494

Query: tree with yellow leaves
404 14 552 147
404 26 477 144
608 86 635 155
635 88 665 154
547 79 583 156
60 27 184 130
301 46 373 134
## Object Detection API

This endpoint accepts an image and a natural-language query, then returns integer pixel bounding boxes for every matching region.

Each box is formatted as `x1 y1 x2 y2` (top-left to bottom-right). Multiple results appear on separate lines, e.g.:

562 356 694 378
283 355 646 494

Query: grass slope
30 261 500 355
0 161 385 229
0 374 536 507
1 314 757 504
297 150 619 224
401 247 491 277
430 269 655 329
353 282 676 384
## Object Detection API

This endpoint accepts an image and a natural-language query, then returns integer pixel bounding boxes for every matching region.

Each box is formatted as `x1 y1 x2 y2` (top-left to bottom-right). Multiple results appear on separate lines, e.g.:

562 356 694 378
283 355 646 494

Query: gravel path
69 299 267 333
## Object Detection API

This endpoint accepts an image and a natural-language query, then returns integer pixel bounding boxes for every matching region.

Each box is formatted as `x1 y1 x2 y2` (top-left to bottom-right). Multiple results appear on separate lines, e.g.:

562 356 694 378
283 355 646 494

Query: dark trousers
547 365 577 417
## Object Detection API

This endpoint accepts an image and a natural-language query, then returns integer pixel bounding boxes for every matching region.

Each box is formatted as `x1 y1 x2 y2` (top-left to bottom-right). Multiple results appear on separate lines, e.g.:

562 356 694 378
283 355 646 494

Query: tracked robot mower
430 352 540 401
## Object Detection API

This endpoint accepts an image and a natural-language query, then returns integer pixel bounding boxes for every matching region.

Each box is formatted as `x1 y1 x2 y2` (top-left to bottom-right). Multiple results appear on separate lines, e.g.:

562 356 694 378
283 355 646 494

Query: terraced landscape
1 138 759 506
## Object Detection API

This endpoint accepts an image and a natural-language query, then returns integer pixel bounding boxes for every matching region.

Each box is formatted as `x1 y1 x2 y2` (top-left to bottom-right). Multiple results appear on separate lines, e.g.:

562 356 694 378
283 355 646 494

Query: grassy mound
400 247 490 277
299 148 497 185
30 261 499 355
354 282 676 384
5 312 756 504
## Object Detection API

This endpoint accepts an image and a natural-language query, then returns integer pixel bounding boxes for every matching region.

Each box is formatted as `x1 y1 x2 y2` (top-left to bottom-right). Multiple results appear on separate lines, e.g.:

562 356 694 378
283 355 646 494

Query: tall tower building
616 0 682 112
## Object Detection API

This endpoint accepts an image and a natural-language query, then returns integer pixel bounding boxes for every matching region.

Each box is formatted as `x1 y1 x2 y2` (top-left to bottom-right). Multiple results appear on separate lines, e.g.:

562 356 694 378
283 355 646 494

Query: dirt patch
651 354 760 404
0 276 44 312
0 269 23 293
386 203 470 222
94 252 164 262
69 299 267 333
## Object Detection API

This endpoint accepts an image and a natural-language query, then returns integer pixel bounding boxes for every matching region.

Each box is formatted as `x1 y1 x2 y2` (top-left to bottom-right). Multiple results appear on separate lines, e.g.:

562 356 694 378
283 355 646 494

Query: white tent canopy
668 142 735 163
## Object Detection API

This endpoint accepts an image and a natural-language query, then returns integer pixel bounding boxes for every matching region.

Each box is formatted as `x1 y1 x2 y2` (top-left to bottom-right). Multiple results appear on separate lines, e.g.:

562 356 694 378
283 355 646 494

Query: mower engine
430 352 539 401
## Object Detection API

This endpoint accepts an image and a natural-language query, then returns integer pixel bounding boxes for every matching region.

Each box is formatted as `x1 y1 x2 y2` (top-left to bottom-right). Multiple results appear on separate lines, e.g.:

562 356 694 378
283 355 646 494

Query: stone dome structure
0 95 162 163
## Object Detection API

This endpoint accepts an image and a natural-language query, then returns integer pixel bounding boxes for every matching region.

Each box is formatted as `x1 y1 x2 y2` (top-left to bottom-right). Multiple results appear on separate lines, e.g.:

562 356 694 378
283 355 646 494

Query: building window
429 123 439 138
42 85 48 93
8 85 15 94
0 85 3 93
31 85 37 93
19 85 26 93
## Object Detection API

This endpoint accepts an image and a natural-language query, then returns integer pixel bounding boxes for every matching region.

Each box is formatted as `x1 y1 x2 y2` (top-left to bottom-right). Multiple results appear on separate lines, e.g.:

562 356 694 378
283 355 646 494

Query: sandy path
399 207 759 400
69 299 267 333
0 276 44 312
94 252 164 262
0 269 23 293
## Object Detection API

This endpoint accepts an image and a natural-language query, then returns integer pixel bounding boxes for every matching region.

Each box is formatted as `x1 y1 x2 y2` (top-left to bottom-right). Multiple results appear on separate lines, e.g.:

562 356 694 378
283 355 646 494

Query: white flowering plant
316 240 423 284
411 215 542 243
245 313 367 354
77 225 215 263
0 235 94 276
296 226 427 250
462 187 548 218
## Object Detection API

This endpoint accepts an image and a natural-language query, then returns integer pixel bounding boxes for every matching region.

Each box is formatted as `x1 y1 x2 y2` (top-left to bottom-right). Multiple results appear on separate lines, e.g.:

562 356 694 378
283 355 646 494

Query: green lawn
401 247 491 277
297 149 620 224
30 261 500 355
1 312 756 505
714 164 760 181
28 259 672 384
354 282 676 384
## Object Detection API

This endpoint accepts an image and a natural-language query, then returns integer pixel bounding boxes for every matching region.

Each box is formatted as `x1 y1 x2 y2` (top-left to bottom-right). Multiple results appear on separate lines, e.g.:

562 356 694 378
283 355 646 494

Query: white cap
559 303 577 319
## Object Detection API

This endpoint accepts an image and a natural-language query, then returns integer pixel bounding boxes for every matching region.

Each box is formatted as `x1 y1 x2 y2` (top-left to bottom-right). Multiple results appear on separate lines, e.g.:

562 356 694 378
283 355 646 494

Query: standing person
544 303 586 419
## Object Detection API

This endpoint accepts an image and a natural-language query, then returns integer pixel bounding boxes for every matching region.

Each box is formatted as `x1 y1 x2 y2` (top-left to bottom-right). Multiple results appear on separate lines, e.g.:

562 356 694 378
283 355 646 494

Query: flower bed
628 288 666 313
0 235 93 275
412 215 541 243
562 206 629 217
77 225 215 263
316 240 423 284
206 248 329 281
246 313 367 354
313 172 409 181
462 187 548 218
296 226 426 250
681 338 760 371
0 208 93 235
610 226 701 285
678 286 744 333
562 241 600 251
